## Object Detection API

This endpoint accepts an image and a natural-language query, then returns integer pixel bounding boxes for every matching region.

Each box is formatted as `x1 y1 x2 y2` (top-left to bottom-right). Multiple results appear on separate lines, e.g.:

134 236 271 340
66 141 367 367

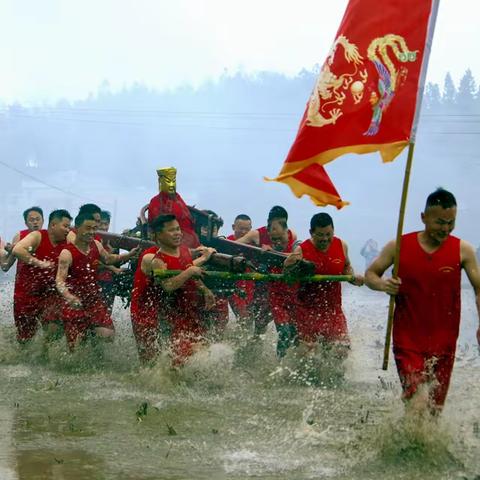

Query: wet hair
310 212 334 231
74 212 96 228
267 206 288 222
149 214 177 233
100 210 111 222
49 209 72 224
267 218 288 231
234 214 251 223
78 203 101 216
425 188 457 210
23 206 43 222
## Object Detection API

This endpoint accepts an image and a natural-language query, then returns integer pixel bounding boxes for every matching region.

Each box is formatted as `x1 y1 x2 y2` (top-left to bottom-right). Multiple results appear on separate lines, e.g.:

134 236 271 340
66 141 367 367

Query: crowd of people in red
1 179 479 417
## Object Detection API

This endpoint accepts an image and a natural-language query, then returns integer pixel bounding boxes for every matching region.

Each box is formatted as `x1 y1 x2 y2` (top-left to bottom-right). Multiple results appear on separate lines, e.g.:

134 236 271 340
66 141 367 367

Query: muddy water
0 281 479 480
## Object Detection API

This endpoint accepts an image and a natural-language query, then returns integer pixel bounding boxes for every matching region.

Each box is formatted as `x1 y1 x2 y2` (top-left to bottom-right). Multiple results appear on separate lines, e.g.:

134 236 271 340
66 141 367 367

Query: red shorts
202 296 229 333
62 296 114 348
295 305 348 343
269 289 296 326
393 347 455 408
13 289 61 342
229 280 254 318
169 314 205 365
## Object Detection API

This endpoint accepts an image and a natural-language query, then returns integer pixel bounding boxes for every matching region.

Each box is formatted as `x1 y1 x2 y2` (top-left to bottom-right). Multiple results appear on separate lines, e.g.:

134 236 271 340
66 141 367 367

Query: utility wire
0 159 94 202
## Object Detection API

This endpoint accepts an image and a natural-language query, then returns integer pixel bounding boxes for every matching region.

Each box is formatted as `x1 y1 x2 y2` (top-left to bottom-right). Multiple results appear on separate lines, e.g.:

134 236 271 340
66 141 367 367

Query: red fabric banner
267 0 434 208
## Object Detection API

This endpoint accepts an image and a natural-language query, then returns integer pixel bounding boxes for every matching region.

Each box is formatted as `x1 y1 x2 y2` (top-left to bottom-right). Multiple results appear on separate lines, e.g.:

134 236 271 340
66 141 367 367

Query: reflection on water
0 283 479 479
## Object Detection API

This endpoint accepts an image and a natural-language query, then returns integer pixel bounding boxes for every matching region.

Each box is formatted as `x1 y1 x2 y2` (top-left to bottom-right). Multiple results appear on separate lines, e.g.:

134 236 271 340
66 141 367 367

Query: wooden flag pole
382 142 416 370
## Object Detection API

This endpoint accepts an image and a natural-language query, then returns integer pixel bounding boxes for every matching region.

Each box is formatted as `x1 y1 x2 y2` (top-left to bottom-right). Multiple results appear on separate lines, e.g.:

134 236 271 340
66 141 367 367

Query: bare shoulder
460 239 476 261
151 256 167 269
382 239 396 253
142 253 155 264
66 230 76 244
59 248 73 262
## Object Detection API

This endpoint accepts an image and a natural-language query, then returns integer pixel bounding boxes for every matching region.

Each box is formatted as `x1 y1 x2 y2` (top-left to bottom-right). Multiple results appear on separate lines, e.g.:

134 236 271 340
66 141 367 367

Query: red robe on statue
148 192 200 247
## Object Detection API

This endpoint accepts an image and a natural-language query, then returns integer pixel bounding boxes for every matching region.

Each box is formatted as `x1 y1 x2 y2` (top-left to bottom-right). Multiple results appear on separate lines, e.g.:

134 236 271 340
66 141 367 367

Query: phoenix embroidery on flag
266 0 435 208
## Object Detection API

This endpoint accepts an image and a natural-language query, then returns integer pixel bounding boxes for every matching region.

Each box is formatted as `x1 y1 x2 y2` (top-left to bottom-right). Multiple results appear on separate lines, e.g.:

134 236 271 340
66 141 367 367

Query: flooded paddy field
0 281 479 480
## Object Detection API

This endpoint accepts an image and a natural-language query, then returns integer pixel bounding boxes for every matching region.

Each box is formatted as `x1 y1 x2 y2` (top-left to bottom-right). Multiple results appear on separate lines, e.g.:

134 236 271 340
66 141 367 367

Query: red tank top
269 236 297 297
393 232 461 354
97 241 114 282
227 234 255 305
14 229 31 280
156 245 199 319
65 241 102 303
257 226 293 247
148 192 199 248
17 229 66 294
297 237 345 312
130 246 160 318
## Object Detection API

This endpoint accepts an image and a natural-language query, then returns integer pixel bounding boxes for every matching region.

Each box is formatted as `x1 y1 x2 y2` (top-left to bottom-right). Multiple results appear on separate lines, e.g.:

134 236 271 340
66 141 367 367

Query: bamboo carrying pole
382 142 415 370
153 269 354 283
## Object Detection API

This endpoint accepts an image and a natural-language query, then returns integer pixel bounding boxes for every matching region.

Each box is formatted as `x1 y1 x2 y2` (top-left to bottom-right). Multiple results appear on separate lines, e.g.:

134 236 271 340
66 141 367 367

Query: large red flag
267 0 435 207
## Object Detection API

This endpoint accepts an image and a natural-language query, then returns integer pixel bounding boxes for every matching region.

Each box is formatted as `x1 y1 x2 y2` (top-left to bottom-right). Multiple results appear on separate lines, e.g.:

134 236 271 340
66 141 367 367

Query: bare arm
192 247 215 266
365 240 401 295
460 240 480 344
96 240 139 265
284 245 303 268
195 279 216 310
236 229 260 246
0 237 7 267
1 233 20 272
341 241 364 286
56 249 81 307
13 231 53 269
140 253 155 276
151 256 202 293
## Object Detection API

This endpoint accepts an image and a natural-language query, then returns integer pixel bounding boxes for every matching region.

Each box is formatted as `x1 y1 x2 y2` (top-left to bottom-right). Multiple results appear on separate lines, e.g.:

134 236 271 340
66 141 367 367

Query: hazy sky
0 0 478 103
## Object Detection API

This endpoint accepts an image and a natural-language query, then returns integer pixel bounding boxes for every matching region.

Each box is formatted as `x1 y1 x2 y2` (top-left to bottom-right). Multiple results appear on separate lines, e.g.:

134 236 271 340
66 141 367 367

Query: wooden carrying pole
382 142 415 370
153 270 354 283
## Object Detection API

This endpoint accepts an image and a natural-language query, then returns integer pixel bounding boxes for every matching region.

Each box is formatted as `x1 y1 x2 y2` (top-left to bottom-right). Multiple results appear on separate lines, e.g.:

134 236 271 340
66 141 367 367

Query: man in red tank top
285 213 363 351
147 167 200 248
227 214 254 325
131 214 215 364
237 206 298 335
67 204 103 244
236 206 297 248
264 219 299 357
366 188 480 415
1 206 44 273
56 212 139 351
150 215 215 366
11 209 72 343
97 210 124 313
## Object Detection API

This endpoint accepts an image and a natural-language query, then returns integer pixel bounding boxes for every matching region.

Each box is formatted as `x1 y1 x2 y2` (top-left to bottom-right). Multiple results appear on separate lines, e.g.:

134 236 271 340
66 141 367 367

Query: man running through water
284 213 363 354
131 214 215 364
227 214 255 325
1 206 44 273
150 215 216 366
238 206 297 334
56 212 139 351
11 209 72 343
366 188 480 415
67 203 102 244
265 219 299 358
97 210 124 313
